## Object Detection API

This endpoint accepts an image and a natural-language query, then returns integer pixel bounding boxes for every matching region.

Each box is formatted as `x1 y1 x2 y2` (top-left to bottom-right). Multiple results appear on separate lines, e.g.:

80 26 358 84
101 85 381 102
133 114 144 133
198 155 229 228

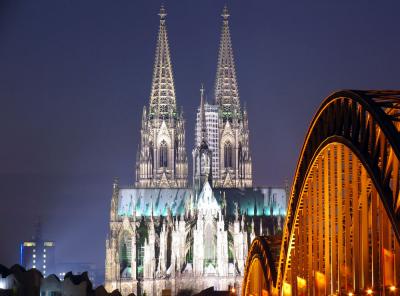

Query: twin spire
149 5 240 117
215 5 240 114
149 5 176 117
138 5 252 189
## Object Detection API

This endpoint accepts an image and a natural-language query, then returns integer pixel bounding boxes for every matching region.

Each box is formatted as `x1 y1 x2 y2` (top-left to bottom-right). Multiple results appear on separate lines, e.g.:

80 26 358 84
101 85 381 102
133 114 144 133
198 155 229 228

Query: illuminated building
104 5 286 296
194 6 252 189
20 225 55 277
105 179 286 295
211 5 252 188
134 5 188 189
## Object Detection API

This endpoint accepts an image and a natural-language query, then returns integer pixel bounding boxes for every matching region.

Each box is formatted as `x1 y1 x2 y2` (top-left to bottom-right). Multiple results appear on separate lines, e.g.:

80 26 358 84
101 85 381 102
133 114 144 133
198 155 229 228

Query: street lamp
366 288 373 295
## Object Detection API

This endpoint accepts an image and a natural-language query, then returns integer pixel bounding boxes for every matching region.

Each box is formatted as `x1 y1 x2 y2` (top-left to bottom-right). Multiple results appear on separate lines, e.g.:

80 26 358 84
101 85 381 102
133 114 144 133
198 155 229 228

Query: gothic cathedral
105 6 287 296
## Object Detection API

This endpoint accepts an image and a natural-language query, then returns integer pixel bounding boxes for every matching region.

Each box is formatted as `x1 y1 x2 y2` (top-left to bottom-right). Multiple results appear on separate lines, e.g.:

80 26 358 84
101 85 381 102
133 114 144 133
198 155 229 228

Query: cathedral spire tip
158 4 167 20
221 5 230 20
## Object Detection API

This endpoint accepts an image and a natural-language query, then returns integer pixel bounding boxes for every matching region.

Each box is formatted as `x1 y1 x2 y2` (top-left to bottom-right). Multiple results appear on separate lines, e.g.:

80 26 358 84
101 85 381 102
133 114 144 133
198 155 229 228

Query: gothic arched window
119 232 132 278
149 142 154 161
166 228 172 269
204 223 216 266
160 140 168 168
238 142 243 177
224 141 233 168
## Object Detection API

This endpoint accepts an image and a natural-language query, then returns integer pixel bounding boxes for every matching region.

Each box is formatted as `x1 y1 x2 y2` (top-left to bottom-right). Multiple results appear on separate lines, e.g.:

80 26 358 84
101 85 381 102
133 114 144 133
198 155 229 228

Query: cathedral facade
105 6 286 296
135 6 188 189
193 6 252 189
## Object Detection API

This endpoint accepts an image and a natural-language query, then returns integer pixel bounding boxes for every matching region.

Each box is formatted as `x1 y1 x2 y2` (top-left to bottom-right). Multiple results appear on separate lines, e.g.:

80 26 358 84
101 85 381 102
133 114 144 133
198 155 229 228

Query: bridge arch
243 90 400 295
242 236 277 296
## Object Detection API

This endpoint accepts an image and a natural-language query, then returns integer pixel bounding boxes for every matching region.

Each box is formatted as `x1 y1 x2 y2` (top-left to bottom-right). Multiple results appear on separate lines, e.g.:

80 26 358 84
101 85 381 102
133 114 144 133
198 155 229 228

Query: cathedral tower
106 6 287 296
135 6 188 188
214 6 252 188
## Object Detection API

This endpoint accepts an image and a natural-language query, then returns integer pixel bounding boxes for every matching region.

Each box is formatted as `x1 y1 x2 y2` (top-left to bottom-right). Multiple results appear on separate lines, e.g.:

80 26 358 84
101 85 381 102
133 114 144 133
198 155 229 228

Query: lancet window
160 140 168 168
224 141 233 168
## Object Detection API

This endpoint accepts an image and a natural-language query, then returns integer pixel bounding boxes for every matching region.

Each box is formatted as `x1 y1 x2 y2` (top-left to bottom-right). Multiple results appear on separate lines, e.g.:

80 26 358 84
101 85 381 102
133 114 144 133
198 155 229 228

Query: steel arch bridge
242 90 400 296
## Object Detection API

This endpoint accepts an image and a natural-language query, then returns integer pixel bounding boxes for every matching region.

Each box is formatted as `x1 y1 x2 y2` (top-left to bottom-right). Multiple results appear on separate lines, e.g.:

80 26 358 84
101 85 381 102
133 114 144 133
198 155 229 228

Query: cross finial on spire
221 5 230 20
158 4 167 20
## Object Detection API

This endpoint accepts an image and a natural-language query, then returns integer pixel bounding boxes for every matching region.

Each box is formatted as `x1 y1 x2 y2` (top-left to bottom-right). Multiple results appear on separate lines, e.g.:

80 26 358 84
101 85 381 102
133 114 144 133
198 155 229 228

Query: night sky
1 0 400 282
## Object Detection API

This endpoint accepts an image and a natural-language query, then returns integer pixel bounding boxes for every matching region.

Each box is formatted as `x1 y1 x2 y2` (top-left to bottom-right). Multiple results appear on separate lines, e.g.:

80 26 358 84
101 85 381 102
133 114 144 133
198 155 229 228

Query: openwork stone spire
214 5 240 115
149 5 176 116
135 5 188 188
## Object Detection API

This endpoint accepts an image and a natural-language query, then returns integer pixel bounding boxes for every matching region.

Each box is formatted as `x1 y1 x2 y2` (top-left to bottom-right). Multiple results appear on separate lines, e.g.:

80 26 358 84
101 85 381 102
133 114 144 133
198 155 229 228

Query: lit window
44 259 46 263
43 265 46 269
33 260 36 263
33 254 36 258
43 249 46 253
33 265 36 268
43 254 46 258
33 249 36 253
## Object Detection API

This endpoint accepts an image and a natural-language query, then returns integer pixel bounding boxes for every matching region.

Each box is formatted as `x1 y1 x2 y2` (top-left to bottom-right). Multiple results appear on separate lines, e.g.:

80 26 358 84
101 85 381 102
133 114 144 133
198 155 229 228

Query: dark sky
1 0 400 281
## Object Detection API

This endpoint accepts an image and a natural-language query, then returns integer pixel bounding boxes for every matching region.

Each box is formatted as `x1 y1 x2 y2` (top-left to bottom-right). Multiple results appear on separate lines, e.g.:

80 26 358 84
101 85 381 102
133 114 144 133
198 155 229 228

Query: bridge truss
243 90 400 295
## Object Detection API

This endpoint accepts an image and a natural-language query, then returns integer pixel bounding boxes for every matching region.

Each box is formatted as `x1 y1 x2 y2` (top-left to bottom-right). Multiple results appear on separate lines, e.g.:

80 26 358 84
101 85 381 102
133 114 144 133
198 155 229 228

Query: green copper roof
118 188 192 217
213 187 286 216
117 187 286 217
